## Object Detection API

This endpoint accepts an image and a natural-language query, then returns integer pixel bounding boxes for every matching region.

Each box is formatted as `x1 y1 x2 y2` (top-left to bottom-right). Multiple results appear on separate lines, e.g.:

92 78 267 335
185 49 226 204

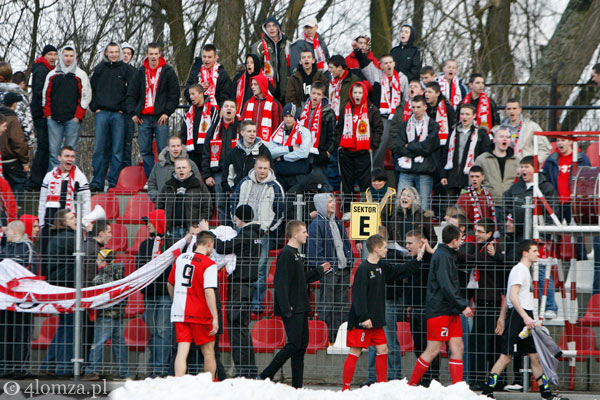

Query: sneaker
544 310 558 319
342 212 351 221
547 394 569 400
504 383 523 391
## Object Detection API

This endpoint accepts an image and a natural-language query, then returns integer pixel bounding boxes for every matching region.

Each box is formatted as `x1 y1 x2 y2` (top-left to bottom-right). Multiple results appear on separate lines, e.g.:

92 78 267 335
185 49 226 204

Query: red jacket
0 176 17 222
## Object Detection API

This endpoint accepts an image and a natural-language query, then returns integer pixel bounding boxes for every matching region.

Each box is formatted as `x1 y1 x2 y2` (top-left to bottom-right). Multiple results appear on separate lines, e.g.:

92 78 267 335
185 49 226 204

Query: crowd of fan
0 15 600 391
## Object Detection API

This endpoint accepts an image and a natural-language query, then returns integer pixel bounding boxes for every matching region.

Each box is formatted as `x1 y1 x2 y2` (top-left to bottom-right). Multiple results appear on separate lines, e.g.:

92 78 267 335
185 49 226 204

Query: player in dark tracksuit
258 220 330 388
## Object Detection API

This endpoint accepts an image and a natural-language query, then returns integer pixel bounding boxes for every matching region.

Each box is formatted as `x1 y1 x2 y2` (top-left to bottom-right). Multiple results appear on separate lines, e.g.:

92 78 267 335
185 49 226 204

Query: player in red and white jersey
168 231 219 378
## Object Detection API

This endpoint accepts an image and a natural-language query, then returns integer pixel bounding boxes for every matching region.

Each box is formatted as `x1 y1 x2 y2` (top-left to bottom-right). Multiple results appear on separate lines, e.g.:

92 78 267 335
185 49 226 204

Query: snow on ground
110 373 488 400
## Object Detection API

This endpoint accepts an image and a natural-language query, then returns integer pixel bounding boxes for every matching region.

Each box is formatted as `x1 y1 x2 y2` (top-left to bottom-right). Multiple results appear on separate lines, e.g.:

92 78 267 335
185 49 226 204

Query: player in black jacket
258 220 330 388
204 205 261 378
409 224 474 386
342 234 419 391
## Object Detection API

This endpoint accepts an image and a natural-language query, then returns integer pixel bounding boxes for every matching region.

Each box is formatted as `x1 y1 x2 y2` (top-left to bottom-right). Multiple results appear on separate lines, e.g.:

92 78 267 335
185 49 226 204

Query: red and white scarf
398 114 429 169
304 32 326 71
209 120 238 168
235 73 247 117
199 63 219 107
243 93 274 142
261 35 275 84
463 92 492 129
444 125 479 174
299 101 323 155
340 102 370 151
379 71 402 118
439 75 462 109
329 69 348 119
184 103 213 151
436 100 449 145
270 121 303 146
510 119 524 157
468 185 496 224
144 66 162 111
151 236 164 259
47 166 76 210
402 100 412 121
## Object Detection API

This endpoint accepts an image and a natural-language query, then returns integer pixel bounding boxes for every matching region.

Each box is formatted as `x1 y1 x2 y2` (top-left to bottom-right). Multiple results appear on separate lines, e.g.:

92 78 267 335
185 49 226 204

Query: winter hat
121 42 135 55
263 16 282 31
42 44 57 56
3 92 22 107
235 204 254 223
97 248 115 264
282 103 300 120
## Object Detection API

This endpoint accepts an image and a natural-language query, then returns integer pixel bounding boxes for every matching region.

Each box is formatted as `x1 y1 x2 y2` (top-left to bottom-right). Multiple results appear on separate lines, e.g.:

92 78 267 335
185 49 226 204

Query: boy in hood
250 17 291 103
184 43 233 108
289 16 330 74
126 42 180 177
336 81 383 219
390 24 422 82
0 93 29 202
242 73 282 142
42 45 92 170
307 193 353 344
286 50 328 108
28 45 58 190
89 42 136 192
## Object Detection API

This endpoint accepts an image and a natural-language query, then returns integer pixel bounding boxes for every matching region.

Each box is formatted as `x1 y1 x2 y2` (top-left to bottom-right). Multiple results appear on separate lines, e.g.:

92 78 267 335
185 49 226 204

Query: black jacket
84 238 103 288
157 174 211 231
458 95 501 128
348 258 417 330
126 62 180 117
214 222 261 288
31 57 54 119
273 245 324 317
286 65 328 107
464 239 509 306
136 234 174 297
0 237 37 270
426 96 457 132
404 253 431 312
426 243 469 319
46 228 76 287
184 60 233 107
90 60 135 112
390 25 422 82
395 116 441 175
388 208 436 246
232 54 266 108
441 124 492 188
221 139 272 193
177 102 220 155
200 117 241 178
307 102 336 167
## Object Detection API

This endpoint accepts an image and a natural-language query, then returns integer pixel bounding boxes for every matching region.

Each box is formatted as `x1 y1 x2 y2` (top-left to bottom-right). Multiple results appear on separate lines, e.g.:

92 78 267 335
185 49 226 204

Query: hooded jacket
222 137 272 193
426 243 469 319
441 123 492 188
31 55 55 119
306 193 353 270
230 168 285 234
136 209 173 297
232 54 264 109
0 83 34 146
147 146 202 203
390 24 422 81
184 59 233 106
42 46 92 121
89 44 136 112
335 81 383 151
0 107 29 164
250 17 291 101
241 73 283 137
157 173 212 231
126 57 179 117
285 63 328 107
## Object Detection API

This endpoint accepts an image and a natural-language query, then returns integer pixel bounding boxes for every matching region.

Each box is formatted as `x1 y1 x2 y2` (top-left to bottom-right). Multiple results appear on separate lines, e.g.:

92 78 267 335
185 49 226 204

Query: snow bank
110 373 488 400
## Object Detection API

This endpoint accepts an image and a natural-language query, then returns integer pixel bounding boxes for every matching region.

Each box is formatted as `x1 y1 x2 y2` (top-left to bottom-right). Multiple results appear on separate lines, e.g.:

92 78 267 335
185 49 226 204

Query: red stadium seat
116 254 136 276
105 223 128 253
251 318 285 353
91 193 120 221
558 325 600 390
397 322 415 355
586 142 600 167
126 225 150 255
306 319 328 354
124 318 149 351
117 193 155 224
124 292 144 318
578 294 600 326
31 316 60 350
109 166 147 195
266 258 276 288
219 304 231 352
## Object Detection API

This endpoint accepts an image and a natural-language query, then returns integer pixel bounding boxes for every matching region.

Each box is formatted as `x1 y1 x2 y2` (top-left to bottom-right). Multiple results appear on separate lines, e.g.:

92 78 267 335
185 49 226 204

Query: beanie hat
282 103 300 120
42 44 58 56
121 42 135 55
3 92 23 107
235 204 254 223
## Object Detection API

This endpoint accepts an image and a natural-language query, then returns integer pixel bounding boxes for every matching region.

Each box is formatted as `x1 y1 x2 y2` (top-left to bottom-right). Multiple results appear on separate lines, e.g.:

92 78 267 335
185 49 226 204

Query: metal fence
1 191 600 392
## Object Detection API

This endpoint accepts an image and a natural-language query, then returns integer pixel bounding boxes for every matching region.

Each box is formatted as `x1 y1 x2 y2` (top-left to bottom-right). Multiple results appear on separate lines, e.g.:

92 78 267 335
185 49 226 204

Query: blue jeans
123 117 135 168
138 115 169 177
91 111 126 188
538 264 558 312
144 295 172 376
251 235 271 311
461 313 473 383
47 118 81 170
367 298 403 381
397 173 434 211
41 313 74 375
87 317 129 377
28 118 49 189
594 236 600 295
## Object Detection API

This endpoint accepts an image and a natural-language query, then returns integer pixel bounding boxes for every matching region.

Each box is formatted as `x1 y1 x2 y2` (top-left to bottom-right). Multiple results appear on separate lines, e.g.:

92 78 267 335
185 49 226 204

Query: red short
427 315 463 341
346 327 387 349
175 322 215 345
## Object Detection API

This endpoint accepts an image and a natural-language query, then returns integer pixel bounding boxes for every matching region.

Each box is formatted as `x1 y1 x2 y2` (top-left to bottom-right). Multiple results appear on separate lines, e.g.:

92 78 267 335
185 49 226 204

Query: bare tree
370 0 394 57
214 0 244 76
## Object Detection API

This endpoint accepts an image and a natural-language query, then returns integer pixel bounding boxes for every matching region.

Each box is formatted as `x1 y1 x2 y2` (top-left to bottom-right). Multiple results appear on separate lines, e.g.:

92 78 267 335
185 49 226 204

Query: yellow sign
349 202 379 240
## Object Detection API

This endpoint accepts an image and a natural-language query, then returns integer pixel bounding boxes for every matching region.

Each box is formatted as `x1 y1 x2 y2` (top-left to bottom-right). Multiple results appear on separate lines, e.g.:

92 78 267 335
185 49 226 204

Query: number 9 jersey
169 252 218 323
